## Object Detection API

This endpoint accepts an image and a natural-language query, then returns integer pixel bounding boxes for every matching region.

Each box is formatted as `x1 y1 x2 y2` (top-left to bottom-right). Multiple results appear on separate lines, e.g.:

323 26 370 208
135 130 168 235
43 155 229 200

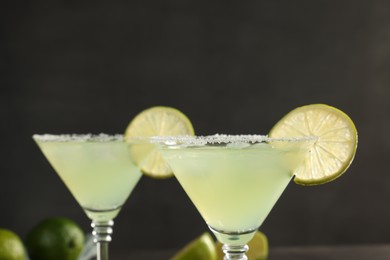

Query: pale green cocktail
155 135 314 259
33 134 143 260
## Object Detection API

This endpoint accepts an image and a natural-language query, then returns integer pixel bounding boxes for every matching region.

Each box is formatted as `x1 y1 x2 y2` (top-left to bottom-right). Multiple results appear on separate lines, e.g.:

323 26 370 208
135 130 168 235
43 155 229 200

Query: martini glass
33 134 143 260
154 135 315 260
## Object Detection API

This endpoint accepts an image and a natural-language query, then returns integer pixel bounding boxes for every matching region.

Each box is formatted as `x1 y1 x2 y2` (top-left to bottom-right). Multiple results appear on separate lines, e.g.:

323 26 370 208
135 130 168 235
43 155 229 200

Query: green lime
0 229 26 260
26 217 84 260
172 232 217 260
216 231 268 260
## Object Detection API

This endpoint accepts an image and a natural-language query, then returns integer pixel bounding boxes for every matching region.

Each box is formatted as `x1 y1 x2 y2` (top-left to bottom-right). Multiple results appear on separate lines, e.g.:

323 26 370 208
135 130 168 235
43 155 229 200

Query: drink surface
161 142 307 232
35 138 142 222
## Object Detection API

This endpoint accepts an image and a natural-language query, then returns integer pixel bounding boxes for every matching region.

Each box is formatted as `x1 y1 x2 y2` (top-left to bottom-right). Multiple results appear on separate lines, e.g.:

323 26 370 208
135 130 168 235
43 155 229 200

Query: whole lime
0 228 26 260
26 217 84 260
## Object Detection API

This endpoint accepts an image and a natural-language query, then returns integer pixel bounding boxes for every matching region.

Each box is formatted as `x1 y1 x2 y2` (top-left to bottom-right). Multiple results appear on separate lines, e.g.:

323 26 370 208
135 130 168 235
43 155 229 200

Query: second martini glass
154 135 315 260
33 134 143 260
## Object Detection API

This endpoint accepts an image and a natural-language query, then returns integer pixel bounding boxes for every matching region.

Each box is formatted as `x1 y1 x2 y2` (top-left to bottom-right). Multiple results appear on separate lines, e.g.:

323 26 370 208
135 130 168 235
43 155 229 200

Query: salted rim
143 134 318 146
34 134 319 144
33 134 124 142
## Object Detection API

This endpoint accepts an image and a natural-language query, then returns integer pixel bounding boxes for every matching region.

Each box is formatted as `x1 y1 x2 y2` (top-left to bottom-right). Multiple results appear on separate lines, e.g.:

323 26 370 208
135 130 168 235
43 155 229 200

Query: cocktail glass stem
209 226 255 260
222 244 249 260
91 220 114 260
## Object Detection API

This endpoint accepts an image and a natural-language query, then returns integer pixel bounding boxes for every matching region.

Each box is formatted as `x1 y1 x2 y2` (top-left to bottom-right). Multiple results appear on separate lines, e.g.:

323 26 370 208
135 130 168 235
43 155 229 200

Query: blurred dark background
1 0 389 253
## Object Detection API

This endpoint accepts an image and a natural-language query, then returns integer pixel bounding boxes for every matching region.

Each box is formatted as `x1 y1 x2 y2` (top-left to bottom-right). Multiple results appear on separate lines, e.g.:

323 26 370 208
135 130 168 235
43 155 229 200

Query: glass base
209 226 256 260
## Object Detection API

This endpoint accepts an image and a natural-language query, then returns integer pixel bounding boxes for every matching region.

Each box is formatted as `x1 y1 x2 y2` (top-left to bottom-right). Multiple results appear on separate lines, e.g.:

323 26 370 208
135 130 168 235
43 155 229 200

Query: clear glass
33 134 143 260
154 134 315 260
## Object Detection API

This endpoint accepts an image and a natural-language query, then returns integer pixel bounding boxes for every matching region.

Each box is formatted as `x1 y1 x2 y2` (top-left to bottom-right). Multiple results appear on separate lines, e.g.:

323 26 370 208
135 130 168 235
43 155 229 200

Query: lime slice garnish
125 106 194 178
269 104 358 185
216 231 268 260
172 232 217 260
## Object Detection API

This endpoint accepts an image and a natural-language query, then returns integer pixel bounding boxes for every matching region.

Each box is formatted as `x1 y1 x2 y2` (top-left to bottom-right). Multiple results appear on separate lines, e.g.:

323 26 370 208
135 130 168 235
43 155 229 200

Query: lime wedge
125 106 194 178
216 231 268 260
269 104 358 185
171 232 217 260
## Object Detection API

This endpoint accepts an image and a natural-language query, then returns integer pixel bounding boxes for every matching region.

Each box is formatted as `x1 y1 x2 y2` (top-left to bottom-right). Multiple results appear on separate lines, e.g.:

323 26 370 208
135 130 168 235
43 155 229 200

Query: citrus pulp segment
269 104 358 185
124 106 194 178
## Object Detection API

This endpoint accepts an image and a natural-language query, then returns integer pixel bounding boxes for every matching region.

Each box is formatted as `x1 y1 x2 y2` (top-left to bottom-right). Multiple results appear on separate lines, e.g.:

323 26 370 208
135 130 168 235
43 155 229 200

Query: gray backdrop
1 0 390 252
